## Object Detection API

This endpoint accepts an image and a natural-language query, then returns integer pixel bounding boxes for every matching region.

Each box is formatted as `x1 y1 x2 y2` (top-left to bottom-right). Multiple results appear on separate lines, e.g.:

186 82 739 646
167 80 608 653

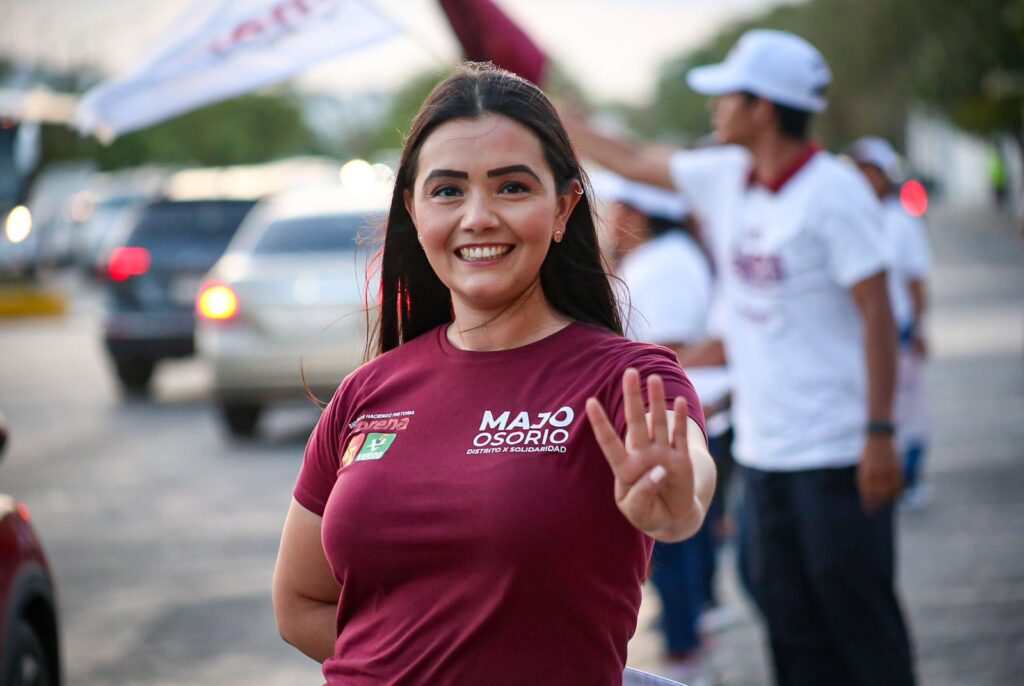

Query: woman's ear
554 179 584 236
403 188 416 226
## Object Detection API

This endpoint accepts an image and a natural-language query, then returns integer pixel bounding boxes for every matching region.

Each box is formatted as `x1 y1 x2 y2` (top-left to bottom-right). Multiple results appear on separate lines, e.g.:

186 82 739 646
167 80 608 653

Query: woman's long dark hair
371 62 622 357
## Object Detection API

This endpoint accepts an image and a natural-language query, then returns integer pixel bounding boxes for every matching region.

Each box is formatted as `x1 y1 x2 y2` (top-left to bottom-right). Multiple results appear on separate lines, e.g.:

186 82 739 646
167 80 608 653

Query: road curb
0 286 68 318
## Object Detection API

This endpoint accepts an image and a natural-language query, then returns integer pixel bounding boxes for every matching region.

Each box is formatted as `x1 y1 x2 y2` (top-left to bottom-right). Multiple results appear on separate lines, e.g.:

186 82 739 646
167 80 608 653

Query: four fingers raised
587 369 692 480
622 369 650 452
585 398 628 476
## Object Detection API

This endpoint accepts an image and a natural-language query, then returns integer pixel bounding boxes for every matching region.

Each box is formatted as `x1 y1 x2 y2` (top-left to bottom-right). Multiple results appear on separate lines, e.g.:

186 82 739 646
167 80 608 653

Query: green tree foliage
907 0 1023 139
40 92 319 171
632 0 1023 148
358 70 447 156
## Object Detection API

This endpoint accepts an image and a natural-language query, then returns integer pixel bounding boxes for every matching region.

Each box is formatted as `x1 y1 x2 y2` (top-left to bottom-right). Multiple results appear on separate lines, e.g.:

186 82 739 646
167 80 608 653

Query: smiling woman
402 114 584 340
272 62 716 686
376 61 620 355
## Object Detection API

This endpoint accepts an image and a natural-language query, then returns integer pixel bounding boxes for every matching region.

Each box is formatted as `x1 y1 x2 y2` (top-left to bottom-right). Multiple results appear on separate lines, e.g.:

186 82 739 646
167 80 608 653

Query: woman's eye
499 181 529 194
430 185 461 198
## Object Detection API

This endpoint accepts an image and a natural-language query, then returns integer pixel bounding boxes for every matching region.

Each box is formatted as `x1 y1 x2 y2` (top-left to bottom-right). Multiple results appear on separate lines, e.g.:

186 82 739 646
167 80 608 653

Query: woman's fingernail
649 465 667 484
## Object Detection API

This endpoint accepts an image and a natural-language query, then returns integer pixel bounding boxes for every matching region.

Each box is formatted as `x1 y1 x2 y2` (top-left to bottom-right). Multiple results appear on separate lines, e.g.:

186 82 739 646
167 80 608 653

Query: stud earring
553 231 563 244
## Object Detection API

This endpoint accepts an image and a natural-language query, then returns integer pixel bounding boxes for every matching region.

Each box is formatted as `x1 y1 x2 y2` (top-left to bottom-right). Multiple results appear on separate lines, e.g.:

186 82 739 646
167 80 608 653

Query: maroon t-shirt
295 322 705 685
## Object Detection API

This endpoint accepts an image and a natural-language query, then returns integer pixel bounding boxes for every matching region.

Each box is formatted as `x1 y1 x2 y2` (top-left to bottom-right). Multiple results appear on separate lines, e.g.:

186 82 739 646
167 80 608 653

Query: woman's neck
447 281 571 352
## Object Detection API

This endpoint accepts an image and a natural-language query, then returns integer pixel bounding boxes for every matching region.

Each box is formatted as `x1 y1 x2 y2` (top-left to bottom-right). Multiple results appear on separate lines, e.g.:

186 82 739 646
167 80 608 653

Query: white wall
905 106 993 207
996 134 1024 219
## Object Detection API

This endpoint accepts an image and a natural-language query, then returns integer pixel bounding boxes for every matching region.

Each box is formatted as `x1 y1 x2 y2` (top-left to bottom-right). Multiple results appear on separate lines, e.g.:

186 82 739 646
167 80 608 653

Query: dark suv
102 198 256 394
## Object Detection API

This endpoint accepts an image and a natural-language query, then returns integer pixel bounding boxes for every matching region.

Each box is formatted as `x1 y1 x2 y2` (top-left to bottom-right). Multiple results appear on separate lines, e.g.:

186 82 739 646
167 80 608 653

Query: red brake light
900 179 928 217
108 246 151 282
16 501 31 523
197 282 239 320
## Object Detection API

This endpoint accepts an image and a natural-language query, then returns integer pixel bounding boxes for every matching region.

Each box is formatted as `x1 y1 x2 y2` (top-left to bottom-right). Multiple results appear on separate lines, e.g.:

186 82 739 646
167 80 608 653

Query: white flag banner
76 0 402 141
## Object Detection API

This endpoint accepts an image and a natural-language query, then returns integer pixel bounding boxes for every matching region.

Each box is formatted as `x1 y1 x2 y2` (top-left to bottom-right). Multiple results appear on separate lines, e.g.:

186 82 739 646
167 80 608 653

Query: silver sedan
196 185 387 438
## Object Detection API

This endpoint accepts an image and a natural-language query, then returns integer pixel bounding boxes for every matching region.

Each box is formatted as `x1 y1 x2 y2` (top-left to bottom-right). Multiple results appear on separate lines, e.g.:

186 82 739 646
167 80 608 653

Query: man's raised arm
560 108 677 190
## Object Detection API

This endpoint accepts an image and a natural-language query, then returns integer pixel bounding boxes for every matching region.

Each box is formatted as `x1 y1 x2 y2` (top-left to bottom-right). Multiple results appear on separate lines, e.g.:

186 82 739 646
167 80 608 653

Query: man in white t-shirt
564 29 914 685
850 136 933 509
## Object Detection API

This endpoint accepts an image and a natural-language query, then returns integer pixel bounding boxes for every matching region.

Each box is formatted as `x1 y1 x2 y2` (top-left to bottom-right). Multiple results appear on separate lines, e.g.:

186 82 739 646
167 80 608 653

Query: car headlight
5 205 32 243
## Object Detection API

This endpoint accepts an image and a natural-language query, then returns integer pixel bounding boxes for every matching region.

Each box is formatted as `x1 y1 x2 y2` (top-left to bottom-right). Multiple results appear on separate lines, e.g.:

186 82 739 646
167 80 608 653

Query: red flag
438 0 548 85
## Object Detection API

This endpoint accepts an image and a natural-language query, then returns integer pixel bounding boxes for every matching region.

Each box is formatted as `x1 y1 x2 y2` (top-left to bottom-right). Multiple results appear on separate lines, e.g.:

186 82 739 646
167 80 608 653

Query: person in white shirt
598 175 721 683
849 136 933 509
563 29 915 686
599 174 713 345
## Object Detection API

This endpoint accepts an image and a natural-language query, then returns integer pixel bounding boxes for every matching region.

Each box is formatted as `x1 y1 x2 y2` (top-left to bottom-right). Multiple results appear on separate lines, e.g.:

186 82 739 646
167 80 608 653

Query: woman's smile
455 243 515 263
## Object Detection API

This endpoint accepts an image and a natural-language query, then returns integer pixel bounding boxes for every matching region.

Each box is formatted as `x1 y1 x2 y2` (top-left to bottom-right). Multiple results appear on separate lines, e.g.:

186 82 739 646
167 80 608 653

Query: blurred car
67 167 172 277
0 204 35 279
0 162 93 280
71 194 145 277
0 413 62 686
101 196 257 394
196 185 385 437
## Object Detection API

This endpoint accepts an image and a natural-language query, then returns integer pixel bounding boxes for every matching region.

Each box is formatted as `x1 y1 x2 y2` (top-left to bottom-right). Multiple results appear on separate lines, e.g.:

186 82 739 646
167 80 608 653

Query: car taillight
107 246 151 282
16 501 31 523
197 282 239 320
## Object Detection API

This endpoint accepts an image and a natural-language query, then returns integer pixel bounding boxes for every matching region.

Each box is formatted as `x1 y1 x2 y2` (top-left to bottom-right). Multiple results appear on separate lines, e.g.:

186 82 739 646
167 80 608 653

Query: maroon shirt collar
747 142 823 193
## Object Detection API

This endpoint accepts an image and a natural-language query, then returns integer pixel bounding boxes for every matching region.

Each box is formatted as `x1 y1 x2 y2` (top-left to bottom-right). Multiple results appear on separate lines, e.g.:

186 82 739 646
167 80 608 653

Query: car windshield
130 201 255 251
249 213 375 255
0 127 26 204
98 196 135 212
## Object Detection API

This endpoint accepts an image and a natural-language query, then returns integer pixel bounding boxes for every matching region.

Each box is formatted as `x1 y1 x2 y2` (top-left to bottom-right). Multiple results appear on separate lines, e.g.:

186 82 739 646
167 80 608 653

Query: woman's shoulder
570 324 702 432
337 325 444 392
569 323 682 372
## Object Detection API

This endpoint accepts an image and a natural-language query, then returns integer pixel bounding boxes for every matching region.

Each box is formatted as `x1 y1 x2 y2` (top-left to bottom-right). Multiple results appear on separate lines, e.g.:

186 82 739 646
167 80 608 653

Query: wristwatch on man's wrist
866 420 896 437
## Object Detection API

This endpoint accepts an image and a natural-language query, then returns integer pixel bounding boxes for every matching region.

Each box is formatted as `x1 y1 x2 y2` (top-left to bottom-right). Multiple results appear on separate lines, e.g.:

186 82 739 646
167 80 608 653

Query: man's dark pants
739 464 916 686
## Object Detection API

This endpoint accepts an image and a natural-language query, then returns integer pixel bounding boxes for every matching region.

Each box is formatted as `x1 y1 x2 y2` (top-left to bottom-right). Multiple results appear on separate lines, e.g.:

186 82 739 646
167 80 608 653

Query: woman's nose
459 190 498 232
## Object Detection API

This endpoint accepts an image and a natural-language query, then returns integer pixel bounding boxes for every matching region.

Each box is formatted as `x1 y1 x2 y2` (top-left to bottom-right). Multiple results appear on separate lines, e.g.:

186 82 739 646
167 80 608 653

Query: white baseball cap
687 29 832 113
591 172 689 222
848 136 903 183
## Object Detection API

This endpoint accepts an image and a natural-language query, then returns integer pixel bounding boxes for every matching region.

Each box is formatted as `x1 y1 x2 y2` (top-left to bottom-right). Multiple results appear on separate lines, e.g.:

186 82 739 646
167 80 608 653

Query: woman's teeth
458 245 512 261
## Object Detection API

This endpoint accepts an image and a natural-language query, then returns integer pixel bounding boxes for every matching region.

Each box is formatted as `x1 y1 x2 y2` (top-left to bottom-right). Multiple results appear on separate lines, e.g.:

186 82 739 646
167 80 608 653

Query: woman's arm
273 499 341 663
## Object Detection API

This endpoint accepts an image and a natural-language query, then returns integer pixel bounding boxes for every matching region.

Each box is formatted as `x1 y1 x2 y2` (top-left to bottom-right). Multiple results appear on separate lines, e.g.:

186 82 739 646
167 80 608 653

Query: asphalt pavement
1 277 326 684
0 202 1021 686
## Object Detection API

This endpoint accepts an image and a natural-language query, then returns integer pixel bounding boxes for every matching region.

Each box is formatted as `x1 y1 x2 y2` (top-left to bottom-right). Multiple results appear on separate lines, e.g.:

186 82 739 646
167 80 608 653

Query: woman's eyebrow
487 165 541 181
424 169 469 182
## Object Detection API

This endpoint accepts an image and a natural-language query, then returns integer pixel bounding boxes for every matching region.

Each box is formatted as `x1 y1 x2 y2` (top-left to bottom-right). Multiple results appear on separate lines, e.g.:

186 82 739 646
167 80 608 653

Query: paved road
1 283 325 684
1 203 1021 685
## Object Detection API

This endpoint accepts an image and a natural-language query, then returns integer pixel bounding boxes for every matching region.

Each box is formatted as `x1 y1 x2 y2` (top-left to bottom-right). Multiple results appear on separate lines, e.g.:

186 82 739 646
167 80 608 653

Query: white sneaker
659 651 715 686
698 604 740 636
899 483 933 511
